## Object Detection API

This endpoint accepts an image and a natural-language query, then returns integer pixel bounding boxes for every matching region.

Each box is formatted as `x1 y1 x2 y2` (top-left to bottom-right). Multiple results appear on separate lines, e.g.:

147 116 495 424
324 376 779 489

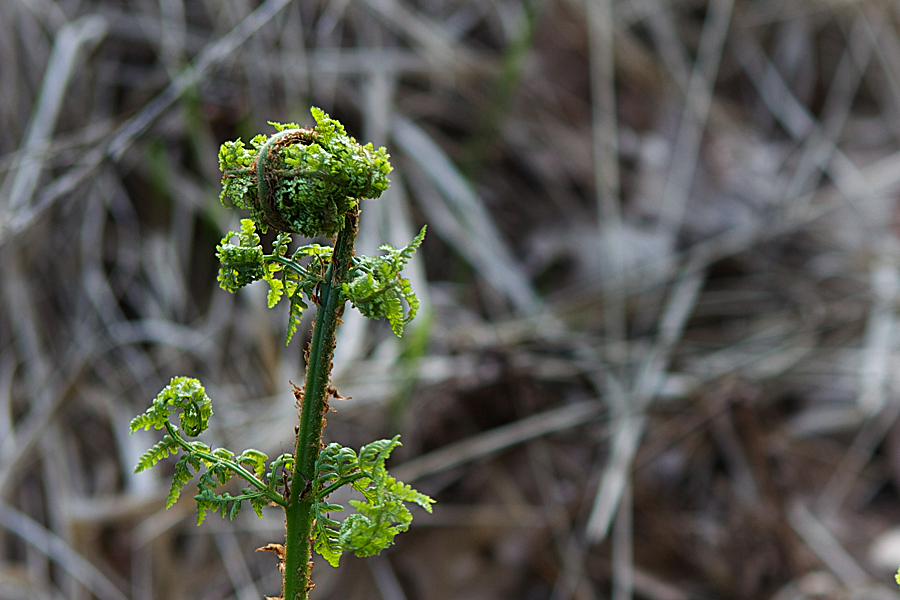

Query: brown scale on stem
257 543 287 599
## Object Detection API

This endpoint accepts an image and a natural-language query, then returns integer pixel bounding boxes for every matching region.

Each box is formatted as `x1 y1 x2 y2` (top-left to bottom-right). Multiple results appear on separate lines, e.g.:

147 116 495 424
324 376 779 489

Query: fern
167 453 198 508
238 449 269 479
130 377 213 436
134 436 178 473
129 412 158 432
215 218 338 346
286 290 306 345
343 226 426 336
136 109 430 599
216 219 265 293
217 108 392 238
314 522 344 569
311 436 434 567
263 242 333 345
130 378 288 525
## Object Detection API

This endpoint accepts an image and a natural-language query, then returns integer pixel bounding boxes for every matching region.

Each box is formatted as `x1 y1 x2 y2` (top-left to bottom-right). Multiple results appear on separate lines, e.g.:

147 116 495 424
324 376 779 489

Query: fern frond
217 219 265 293
229 497 243 520
134 436 178 473
314 523 343 568
285 289 308 346
211 461 235 486
386 477 435 513
131 378 283 524
167 454 195 508
266 277 284 307
315 443 361 486
250 494 268 518
129 412 162 433
238 449 269 479
338 511 406 559
357 436 401 476
272 232 292 257
310 436 434 566
196 472 227 524
266 453 294 494
212 447 235 461
343 227 426 336
132 377 213 439
294 244 334 259
219 109 392 238
195 497 215 526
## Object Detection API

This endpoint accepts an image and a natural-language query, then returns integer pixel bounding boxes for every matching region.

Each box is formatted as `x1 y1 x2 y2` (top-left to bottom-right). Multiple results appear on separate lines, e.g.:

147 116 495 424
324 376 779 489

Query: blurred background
4 0 900 599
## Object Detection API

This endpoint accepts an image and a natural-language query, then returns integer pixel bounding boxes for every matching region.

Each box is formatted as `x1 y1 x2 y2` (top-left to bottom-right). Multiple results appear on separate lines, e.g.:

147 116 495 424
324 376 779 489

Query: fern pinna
130 108 432 600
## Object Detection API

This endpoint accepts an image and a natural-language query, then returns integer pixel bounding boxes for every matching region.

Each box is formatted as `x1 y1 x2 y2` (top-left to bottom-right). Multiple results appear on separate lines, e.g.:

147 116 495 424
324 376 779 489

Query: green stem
267 255 310 277
283 211 358 600
164 423 287 507
317 472 367 499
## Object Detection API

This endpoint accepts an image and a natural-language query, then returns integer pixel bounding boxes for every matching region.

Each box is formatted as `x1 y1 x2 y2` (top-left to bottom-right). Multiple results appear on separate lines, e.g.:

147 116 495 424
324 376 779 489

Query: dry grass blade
368 555 409 600
392 400 602 483
1 15 106 213
215 529 262 600
359 0 468 67
788 502 869 586
587 0 627 343
107 0 293 159
393 114 540 313
0 503 128 600
857 256 900 415
612 479 633 600
586 268 705 542
0 0 294 250
657 0 734 235
588 0 619 223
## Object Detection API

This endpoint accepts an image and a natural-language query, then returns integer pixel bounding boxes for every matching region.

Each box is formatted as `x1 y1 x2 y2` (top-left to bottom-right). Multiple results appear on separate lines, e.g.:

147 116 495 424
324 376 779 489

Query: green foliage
343 226 426 336
216 111 423 344
169 453 199 508
215 219 425 342
130 376 213 437
216 219 265 292
217 107 392 238
130 378 291 523
265 239 333 345
142 109 430 599
215 218 334 345
134 436 178 473
312 436 434 567
218 138 257 210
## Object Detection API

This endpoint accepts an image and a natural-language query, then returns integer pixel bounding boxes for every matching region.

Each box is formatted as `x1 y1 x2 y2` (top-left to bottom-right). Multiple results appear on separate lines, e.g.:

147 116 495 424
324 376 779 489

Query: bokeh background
4 0 900 599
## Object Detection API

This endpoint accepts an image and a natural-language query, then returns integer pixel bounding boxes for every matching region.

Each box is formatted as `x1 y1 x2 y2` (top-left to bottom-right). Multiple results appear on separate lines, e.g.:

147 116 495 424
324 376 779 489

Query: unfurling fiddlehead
131 107 432 600
219 107 391 238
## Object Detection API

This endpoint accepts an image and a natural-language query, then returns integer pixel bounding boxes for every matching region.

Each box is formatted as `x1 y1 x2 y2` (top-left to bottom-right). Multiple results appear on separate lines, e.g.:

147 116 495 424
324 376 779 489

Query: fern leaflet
311 436 434 567
134 436 178 473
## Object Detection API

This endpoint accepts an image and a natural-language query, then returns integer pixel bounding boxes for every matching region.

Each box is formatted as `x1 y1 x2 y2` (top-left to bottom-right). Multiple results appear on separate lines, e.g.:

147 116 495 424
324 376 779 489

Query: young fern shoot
131 108 433 600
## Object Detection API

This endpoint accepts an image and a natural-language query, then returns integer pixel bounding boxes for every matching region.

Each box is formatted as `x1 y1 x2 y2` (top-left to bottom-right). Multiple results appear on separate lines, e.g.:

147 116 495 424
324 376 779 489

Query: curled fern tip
217 107 392 238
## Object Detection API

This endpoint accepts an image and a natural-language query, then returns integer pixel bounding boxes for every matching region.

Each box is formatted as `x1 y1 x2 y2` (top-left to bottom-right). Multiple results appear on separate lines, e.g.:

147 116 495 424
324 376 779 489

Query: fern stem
266 254 327 280
163 423 286 507
283 210 358 600
317 472 366 499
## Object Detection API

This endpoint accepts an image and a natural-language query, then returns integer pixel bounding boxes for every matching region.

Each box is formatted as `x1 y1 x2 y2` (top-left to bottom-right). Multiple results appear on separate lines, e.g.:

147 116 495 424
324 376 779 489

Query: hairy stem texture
284 211 358 600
